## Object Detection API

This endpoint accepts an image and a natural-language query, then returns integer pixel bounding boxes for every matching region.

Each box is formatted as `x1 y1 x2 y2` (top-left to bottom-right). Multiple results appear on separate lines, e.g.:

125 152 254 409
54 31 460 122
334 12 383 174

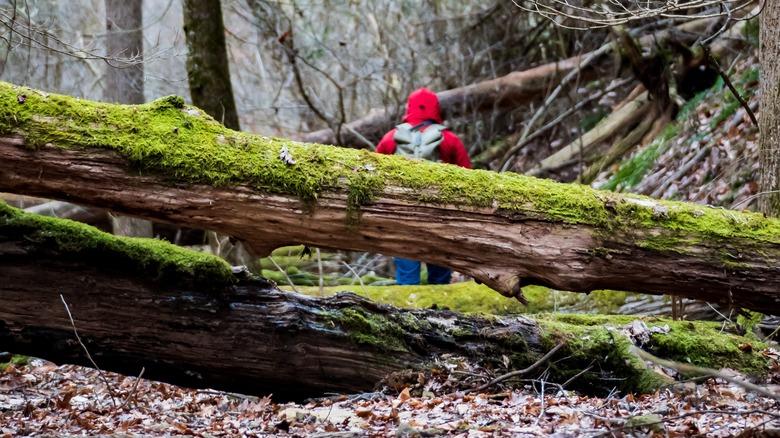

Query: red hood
402 88 443 125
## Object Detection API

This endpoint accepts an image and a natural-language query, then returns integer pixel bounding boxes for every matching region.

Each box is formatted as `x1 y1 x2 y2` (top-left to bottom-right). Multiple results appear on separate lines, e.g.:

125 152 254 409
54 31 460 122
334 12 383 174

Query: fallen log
0 203 770 400
1 82 780 313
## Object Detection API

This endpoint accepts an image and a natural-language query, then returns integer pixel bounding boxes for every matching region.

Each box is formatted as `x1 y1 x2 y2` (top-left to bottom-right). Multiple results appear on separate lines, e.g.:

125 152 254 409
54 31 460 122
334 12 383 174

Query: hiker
376 87 471 285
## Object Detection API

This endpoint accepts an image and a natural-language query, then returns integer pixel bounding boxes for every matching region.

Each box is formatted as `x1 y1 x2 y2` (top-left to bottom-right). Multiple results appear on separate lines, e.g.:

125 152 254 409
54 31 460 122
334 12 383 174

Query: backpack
392 121 446 162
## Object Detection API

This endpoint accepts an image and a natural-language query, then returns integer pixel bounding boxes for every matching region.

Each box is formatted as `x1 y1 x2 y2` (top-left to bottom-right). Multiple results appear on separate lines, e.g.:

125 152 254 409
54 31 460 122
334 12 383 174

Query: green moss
5 81 780 263
537 315 768 393
326 307 409 351
1 355 31 371
737 311 764 338
525 316 669 394
0 202 235 288
291 283 652 316
648 320 768 373
290 282 533 314
536 314 769 394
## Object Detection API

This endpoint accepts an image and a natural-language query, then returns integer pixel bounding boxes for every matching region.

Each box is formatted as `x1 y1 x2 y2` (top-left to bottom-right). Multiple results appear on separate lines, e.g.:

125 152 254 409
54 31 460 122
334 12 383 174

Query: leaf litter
2 348 779 437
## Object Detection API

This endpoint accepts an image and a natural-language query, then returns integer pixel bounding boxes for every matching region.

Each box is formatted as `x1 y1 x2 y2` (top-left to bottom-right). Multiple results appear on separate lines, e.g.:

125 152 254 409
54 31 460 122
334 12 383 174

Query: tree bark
0 205 768 400
182 0 240 130
104 0 144 105
759 1 780 216
2 82 780 314
105 0 154 239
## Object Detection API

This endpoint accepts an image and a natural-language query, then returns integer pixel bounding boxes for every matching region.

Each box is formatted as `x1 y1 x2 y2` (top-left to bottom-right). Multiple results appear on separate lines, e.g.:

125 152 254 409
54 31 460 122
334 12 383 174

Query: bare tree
758 1 780 216
515 0 755 29
105 0 144 104
104 0 153 238
182 0 239 130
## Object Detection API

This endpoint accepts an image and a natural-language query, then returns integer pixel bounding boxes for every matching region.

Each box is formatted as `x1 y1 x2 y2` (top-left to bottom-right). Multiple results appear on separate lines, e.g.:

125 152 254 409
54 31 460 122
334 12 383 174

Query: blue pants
394 257 452 285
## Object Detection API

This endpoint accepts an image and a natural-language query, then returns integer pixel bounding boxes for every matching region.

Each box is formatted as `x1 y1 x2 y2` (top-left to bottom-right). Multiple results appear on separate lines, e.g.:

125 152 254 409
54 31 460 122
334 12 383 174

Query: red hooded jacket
376 88 471 168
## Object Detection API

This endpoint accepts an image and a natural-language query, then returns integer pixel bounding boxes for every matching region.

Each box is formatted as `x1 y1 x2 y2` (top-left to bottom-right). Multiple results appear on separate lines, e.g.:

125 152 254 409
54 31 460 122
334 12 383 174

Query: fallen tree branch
529 90 652 176
60 294 118 408
295 13 749 149
463 342 566 394
631 346 780 401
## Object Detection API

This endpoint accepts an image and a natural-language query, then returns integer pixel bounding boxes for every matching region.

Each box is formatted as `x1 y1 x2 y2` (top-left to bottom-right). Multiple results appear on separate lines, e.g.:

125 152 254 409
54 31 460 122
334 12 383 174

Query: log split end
467 269 528 305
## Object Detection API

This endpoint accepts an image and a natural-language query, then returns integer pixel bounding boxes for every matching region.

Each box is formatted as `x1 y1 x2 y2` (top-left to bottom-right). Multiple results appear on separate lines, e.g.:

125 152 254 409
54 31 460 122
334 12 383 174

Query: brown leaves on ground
1 351 780 437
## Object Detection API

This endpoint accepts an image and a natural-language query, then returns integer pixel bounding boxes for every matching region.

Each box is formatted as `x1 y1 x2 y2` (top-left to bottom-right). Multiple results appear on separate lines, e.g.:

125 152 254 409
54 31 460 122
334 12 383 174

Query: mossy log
0 204 770 400
1 82 780 314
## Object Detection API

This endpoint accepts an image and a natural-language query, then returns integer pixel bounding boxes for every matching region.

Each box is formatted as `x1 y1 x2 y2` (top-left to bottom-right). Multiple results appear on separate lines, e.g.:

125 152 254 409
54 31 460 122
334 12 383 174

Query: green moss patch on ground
0 355 30 371
288 282 637 315
0 202 235 288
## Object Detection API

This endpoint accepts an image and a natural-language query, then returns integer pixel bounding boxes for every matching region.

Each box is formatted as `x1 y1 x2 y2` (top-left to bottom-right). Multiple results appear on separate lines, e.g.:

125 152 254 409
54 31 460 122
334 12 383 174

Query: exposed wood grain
1 138 780 314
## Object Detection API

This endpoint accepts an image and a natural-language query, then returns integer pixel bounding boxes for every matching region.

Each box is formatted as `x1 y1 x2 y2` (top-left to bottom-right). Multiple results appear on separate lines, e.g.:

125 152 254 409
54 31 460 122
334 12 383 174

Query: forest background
2 0 780 436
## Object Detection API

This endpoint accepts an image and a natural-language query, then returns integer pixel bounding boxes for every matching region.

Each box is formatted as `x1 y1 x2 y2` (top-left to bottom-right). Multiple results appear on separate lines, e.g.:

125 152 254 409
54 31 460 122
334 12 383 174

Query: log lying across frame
0 202 770 399
1 82 779 314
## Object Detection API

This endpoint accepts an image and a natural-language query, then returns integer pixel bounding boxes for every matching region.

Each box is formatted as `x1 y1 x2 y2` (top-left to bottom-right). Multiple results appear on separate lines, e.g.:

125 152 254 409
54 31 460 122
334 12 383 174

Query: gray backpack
392 122 446 162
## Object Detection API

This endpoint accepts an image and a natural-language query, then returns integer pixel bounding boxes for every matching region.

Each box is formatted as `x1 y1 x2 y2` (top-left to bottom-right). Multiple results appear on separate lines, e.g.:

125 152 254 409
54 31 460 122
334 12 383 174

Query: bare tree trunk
105 0 153 238
182 0 240 131
2 82 780 314
759 1 780 216
104 0 144 104
182 0 253 266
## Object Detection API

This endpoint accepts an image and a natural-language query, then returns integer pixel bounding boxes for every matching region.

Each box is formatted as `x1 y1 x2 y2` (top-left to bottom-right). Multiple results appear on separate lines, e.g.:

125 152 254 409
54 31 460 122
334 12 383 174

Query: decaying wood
0 228 538 399
0 210 769 400
529 89 651 177
0 212 594 399
2 84 780 314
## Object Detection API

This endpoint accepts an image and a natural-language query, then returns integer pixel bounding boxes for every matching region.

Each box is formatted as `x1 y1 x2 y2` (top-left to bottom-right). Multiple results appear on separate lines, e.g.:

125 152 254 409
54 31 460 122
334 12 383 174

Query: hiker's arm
441 131 472 168
376 129 397 154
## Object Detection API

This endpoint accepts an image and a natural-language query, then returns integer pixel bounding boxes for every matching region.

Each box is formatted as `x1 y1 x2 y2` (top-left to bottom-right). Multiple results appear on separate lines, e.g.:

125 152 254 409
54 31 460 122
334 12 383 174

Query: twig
118 367 145 410
731 190 780 210
464 342 565 394
316 247 324 297
268 256 299 293
631 346 780 401
60 294 118 408
342 261 369 300
700 44 759 128
561 362 594 389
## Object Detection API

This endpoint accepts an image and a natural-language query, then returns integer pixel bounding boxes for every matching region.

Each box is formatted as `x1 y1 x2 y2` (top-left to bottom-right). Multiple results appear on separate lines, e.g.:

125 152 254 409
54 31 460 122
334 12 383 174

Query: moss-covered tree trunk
0 204 769 400
2 82 780 314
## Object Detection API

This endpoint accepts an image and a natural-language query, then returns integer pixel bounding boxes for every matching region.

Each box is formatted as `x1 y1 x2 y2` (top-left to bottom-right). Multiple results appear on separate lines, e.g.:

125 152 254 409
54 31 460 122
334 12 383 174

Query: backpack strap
393 122 446 161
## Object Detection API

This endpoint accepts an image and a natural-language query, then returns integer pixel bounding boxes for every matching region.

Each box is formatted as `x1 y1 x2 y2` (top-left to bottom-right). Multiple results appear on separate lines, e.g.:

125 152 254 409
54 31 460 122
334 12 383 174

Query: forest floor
2 348 780 437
